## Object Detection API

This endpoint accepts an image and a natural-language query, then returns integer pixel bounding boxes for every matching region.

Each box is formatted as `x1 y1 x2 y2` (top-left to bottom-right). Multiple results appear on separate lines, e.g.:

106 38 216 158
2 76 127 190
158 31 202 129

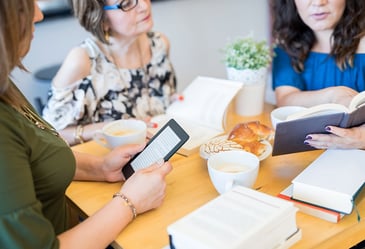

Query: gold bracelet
113 193 137 219
74 125 84 144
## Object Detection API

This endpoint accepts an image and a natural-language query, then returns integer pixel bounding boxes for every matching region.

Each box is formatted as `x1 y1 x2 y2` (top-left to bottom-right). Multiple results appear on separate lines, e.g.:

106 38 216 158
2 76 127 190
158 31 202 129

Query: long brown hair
0 0 34 108
271 0 365 72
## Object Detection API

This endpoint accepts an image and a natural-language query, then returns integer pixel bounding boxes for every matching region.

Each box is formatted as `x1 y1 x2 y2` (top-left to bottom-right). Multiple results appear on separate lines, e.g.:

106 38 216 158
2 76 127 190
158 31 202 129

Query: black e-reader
122 119 189 179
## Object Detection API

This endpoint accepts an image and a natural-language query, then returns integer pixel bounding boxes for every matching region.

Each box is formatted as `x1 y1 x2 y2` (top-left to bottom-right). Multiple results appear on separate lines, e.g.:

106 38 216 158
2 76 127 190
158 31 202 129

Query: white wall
12 0 273 112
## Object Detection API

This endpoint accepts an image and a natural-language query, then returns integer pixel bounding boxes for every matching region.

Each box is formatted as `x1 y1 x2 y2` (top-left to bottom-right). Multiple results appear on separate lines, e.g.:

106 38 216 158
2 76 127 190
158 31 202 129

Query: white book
150 76 242 156
278 185 345 223
292 149 365 214
167 186 300 249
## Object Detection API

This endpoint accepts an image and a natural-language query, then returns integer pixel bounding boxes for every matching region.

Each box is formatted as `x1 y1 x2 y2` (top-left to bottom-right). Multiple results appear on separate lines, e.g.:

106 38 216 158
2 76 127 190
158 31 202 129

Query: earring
104 30 110 43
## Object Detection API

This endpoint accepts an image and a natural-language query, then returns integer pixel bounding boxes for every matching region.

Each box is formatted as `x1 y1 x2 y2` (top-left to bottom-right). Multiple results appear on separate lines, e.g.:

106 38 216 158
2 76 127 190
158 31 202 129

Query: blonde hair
0 0 34 108
71 0 109 44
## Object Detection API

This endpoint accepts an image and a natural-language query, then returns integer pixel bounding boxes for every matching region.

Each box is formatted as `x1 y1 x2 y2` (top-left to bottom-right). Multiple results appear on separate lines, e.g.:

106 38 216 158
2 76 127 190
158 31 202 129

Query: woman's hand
305 124 365 150
119 161 172 214
101 143 146 182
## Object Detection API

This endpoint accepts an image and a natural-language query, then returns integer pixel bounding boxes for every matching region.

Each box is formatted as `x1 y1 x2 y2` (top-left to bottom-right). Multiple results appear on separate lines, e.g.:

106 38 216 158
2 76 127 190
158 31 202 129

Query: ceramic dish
199 135 272 161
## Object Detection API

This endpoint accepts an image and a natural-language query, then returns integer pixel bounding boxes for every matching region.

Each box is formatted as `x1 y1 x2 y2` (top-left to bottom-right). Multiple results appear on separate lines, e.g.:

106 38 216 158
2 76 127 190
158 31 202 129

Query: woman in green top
0 1 172 248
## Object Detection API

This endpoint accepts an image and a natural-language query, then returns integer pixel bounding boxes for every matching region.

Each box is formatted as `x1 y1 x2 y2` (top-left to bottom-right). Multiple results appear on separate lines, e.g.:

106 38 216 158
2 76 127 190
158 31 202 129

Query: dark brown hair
271 0 365 72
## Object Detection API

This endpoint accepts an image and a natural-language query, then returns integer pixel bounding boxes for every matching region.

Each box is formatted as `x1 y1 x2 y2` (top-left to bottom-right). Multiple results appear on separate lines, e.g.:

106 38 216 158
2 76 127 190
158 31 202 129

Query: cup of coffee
94 119 147 149
207 150 259 194
270 106 307 129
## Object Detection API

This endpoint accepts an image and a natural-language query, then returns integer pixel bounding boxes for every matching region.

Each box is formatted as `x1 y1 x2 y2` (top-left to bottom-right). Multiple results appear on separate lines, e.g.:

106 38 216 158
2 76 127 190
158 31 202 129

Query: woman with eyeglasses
0 1 172 247
42 0 177 145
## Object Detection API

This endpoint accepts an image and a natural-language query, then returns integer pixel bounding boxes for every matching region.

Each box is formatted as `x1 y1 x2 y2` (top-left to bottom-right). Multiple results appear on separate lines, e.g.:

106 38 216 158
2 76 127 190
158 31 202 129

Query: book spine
277 193 343 223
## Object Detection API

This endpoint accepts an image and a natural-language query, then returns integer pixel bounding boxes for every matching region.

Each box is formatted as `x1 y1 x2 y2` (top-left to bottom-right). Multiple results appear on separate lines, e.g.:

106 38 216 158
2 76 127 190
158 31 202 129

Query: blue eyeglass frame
103 0 138 11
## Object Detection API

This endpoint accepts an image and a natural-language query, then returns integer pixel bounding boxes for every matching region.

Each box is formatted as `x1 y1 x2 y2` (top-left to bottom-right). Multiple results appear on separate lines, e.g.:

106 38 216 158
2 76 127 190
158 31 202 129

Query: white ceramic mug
93 119 147 149
270 106 307 129
207 150 259 194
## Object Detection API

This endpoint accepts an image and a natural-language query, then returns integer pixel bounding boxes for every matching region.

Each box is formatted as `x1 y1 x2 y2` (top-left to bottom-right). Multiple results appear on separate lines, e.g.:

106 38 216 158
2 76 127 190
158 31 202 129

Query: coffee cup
93 119 147 149
207 150 259 194
270 106 307 129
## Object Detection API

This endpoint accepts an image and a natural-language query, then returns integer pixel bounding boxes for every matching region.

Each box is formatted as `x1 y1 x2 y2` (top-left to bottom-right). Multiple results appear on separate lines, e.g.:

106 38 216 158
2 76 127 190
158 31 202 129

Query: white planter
226 67 267 116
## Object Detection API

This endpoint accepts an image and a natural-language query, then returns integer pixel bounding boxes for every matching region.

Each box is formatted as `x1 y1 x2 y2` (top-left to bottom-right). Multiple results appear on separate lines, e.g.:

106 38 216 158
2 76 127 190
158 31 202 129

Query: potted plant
222 36 272 116
223 36 272 82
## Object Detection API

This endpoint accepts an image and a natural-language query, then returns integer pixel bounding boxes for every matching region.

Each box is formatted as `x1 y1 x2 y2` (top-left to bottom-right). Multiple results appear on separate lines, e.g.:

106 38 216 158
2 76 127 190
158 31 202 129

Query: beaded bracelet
113 193 137 219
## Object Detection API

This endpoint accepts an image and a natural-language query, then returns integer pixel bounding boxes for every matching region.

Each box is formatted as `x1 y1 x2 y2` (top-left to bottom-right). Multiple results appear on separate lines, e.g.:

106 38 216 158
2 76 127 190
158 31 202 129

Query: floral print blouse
43 31 177 130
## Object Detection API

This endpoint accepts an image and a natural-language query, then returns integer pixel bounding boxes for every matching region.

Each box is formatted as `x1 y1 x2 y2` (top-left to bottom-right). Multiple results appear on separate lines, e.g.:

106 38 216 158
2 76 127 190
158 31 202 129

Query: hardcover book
291 149 365 214
272 91 365 156
167 186 301 249
278 185 344 223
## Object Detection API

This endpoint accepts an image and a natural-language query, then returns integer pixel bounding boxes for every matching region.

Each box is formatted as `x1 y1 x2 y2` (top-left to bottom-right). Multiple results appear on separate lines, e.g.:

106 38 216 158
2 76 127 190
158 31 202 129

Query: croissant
227 121 273 156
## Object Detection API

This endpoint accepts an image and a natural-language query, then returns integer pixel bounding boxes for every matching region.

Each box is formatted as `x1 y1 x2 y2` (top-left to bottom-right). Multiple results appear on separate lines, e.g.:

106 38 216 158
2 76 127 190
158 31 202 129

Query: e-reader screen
122 119 189 179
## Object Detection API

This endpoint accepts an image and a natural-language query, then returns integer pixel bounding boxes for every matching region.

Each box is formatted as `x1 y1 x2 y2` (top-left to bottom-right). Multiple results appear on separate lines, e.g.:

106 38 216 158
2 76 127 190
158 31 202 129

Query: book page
168 186 298 249
150 114 224 156
286 103 349 121
150 76 242 156
166 76 242 131
349 91 365 112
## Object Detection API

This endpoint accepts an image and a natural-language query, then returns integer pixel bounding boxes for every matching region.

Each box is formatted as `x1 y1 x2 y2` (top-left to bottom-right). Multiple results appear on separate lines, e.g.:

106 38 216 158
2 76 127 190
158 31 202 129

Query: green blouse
0 91 76 248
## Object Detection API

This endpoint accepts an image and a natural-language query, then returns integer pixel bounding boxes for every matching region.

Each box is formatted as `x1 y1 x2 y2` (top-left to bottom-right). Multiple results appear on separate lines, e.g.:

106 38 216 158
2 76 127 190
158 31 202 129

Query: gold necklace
20 105 59 136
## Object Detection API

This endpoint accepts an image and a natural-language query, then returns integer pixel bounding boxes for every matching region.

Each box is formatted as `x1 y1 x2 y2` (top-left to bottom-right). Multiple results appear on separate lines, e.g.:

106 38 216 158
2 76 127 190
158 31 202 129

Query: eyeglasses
104 0 138 12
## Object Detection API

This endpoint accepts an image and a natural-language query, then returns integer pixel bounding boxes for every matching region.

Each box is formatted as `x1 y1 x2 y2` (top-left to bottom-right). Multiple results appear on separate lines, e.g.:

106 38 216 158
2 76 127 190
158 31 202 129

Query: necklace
20 105 60 136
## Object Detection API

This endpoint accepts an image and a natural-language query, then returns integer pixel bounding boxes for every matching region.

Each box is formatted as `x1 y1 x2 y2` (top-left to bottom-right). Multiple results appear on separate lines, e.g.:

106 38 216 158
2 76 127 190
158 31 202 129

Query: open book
149 76 242 156
291 149 365 214
272 91 365 155
167 186 301 249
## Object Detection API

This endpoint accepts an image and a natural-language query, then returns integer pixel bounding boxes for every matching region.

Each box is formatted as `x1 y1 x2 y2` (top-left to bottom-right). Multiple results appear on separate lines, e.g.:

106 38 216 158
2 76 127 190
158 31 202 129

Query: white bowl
270 106 307 129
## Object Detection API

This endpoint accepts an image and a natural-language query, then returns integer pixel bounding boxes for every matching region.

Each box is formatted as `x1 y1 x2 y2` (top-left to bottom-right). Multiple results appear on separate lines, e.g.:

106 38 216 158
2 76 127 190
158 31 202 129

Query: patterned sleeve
42 77 94 130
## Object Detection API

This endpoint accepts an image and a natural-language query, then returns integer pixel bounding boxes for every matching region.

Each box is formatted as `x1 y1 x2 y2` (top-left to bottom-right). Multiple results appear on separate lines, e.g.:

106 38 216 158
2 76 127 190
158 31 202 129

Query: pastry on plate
227 121 274 156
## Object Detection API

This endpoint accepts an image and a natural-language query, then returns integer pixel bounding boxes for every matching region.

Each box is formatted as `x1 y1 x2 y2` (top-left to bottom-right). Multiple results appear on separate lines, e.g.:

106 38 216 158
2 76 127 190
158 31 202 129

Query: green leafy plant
223 37 272 70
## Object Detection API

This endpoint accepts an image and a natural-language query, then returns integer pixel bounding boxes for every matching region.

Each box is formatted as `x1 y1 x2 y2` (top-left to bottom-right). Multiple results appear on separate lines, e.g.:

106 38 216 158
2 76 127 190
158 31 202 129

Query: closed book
292 149 365 214
149 76 242 156
167 186 300 249
278 185 344 223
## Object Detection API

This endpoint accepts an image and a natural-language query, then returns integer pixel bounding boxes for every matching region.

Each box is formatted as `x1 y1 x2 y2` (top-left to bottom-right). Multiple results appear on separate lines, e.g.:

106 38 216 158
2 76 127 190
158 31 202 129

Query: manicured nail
305 135 312 140
325 126 331 131
304 141 309 145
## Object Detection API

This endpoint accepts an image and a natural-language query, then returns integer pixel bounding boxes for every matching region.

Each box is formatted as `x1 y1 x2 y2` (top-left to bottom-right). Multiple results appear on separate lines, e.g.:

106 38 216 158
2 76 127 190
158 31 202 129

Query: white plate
199 135 272 161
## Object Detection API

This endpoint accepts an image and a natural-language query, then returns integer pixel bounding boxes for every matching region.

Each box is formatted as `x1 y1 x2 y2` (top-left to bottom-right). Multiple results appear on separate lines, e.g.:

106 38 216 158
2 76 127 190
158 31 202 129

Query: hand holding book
272 91 365 155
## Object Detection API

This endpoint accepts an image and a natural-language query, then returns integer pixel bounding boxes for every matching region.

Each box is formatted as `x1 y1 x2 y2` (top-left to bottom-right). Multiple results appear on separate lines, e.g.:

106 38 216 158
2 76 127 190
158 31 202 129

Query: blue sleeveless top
272 46 365 91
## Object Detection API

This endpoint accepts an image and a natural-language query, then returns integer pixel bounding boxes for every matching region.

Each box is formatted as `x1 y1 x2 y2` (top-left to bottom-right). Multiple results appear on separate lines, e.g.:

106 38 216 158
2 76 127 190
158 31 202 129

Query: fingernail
305 135 312 140
325 126 331 131
155 158 164 167
304 141 309 145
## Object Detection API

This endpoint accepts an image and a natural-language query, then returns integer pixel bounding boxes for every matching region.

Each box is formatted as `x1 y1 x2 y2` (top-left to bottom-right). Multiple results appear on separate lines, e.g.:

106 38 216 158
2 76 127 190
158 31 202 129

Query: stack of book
280 149 365 222
167 186 301 249
278 185 344 223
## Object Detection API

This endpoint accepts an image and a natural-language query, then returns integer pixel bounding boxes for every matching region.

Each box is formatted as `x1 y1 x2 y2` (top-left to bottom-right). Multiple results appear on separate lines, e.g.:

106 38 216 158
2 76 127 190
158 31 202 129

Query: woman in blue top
272 0 365 150
272 0 365 107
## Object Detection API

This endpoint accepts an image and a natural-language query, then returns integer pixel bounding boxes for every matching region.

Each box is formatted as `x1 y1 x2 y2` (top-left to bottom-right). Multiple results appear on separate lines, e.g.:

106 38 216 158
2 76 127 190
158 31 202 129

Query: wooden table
66 103 365 249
